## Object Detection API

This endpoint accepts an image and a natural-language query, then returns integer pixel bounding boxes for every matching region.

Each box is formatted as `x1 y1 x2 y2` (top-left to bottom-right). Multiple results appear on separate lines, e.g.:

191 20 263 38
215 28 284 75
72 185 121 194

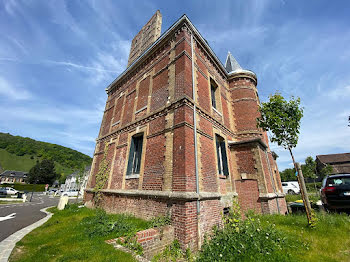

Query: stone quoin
84 11 287 250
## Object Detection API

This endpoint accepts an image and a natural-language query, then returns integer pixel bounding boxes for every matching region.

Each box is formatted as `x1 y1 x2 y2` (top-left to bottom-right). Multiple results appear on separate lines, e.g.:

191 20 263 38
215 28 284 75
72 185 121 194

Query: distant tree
279 168 295 182
319 164 333 179
28 159 59 184
348 116 350 127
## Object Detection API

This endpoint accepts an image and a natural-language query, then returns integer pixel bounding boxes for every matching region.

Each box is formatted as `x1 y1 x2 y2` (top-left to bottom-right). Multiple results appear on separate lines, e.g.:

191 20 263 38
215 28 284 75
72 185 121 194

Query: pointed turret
225 51 242 73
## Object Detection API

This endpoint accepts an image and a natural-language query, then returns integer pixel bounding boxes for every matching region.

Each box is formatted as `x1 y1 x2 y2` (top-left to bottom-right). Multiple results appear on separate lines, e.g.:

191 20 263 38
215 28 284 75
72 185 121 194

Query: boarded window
215 134 229 176
126 134 144 176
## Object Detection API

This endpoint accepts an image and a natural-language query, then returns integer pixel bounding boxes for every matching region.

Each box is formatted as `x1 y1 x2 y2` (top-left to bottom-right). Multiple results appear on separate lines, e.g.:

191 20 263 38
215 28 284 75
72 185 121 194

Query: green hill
0 132 92 176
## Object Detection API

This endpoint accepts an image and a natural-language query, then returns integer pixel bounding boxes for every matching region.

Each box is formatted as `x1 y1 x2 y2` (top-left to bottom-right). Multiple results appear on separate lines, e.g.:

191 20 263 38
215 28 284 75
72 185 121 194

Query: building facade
61 166 91 195
85 13 287 249
0 170 28 184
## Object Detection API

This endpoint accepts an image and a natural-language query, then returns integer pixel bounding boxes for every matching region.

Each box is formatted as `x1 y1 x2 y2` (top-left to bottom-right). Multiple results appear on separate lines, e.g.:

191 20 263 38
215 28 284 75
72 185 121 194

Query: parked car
0 187 18 195
321 174 350 211
61 189 79 197
282 181 300 195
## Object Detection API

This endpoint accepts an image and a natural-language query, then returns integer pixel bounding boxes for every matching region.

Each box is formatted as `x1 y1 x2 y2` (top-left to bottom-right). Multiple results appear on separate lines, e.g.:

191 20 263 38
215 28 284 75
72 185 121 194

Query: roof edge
106 14 238 93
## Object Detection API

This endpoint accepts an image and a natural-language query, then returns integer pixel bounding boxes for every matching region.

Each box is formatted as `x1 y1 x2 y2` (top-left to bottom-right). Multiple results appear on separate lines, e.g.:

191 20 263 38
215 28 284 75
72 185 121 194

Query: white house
61 166 91 195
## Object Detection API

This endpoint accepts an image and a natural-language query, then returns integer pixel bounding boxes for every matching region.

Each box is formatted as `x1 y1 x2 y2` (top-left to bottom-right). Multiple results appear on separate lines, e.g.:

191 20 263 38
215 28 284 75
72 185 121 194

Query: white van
282 181 300 195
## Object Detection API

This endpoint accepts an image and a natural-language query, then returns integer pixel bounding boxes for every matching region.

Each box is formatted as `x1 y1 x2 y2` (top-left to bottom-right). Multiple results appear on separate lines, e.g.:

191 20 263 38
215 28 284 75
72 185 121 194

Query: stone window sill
219 175 228 179
125 174 140 179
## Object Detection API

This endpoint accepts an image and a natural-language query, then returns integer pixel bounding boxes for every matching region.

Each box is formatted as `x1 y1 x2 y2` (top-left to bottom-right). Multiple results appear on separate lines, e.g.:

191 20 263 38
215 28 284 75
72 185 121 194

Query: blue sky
0 0 349 171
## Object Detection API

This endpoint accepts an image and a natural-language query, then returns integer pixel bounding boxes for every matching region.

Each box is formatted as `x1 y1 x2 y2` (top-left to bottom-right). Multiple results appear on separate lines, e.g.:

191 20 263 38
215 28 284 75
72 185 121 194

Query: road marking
0 213 16 222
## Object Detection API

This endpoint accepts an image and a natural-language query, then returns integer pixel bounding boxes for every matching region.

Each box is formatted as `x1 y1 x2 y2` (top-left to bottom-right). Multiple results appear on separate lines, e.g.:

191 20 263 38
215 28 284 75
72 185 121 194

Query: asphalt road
0 193 59 241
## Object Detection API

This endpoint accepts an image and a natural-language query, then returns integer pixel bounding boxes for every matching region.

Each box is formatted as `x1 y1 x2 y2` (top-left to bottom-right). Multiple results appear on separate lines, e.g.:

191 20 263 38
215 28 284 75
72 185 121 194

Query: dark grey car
321 174 350 211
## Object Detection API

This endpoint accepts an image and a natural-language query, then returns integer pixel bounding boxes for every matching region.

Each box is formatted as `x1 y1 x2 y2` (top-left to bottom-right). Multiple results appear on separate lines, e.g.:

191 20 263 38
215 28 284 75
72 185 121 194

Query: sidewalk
0 207 53 262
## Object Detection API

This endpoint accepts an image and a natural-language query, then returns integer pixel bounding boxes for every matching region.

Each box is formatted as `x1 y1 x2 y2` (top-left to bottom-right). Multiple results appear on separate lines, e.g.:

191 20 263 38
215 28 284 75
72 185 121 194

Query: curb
0 206 54 262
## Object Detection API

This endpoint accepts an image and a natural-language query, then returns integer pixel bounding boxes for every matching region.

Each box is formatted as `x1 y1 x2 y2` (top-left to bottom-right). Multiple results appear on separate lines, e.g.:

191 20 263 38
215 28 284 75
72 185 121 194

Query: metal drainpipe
265 150 280 214
191 34 201 248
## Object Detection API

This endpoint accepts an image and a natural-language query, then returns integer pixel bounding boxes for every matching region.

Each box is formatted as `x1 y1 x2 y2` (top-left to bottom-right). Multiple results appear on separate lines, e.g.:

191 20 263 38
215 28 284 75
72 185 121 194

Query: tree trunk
288 147 313 225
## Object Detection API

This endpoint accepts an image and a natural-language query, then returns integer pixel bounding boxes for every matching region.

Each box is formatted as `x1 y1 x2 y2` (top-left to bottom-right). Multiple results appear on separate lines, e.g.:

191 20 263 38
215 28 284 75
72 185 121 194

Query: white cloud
0 76 32 100
329 85 350 99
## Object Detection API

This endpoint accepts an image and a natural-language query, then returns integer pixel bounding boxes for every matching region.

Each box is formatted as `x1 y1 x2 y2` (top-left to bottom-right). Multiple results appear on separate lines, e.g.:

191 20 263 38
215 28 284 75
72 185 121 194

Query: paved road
0 193 59 241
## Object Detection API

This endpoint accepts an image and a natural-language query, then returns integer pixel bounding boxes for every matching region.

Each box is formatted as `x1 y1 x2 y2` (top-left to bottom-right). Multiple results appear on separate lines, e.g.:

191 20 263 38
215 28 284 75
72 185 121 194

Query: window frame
126 133 144 178
215 134 229 177
211 81 217 109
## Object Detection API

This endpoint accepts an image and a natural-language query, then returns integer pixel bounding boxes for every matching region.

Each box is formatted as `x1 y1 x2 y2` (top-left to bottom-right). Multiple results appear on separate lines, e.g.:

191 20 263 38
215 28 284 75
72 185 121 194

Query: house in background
0 170 28 184
316 153 350 174
61 166 91 195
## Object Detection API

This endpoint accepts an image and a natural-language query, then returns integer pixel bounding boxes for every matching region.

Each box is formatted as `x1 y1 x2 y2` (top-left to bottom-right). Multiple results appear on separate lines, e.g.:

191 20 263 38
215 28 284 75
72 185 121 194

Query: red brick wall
199 200 222 242
197 73 210 112
151 59 169 111
122 89 136 126
110 145 127 190
175 55 193 100
235 146 256 175
143 134 165 191
98 193 169 220
235 179 261 214
172 201 198 249
137 76 150 111
199 135 218 192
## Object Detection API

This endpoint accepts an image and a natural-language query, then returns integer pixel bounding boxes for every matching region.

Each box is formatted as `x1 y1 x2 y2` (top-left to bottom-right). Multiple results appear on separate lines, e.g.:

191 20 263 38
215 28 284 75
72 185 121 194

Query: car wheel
288 189 295 195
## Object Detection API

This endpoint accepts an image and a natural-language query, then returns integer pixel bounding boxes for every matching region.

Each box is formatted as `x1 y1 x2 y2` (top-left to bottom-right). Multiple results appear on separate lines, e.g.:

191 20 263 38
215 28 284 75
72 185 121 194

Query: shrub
80 210 135 238
197 206 303 262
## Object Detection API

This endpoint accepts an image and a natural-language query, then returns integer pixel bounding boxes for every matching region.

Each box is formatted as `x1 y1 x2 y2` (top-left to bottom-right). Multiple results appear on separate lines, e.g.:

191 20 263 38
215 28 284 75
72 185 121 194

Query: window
210 80 218 109
215 135 229 176
126 134 144 176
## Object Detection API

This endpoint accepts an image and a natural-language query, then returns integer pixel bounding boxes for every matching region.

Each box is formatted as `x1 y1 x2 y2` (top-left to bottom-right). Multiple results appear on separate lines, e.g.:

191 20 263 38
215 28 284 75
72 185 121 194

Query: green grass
0 148 73 175
285 193 320 203
260 213 350 261
9 205 151 262
0 200 23 204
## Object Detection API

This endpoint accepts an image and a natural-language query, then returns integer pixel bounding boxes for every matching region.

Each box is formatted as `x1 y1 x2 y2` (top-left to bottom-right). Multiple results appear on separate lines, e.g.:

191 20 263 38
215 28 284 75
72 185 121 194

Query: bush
0 183 46 192
197 205 303 262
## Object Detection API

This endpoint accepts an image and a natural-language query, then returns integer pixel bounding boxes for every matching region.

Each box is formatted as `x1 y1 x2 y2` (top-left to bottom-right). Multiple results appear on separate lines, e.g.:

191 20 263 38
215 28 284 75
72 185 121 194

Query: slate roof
225 52 242 73
316 153 350 174
0 170 28 178
316 153 350 164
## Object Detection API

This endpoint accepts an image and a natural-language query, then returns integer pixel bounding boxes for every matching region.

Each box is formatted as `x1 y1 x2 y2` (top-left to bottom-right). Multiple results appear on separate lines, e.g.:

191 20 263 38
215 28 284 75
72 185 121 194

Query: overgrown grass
260 213 350 261
197 203 350 262
9 204 151 262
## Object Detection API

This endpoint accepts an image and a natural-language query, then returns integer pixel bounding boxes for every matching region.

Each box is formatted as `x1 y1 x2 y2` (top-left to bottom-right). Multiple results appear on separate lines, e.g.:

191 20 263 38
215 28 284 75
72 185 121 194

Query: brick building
85 12 287 249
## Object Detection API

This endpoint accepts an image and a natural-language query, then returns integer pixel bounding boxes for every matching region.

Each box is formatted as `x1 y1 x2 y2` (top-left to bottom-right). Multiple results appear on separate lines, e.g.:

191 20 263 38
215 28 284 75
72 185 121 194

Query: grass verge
9 204 151 262
197 203 350 262
260 213 350 261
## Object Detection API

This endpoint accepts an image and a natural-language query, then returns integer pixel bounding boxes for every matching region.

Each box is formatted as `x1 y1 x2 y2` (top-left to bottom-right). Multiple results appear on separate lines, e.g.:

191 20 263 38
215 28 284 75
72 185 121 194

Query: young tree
28 159 59 184
257 92 316 226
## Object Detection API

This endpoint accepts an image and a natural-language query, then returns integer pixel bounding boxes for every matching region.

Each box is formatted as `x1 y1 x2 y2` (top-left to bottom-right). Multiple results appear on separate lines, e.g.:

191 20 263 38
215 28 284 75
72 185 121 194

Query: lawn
260 213 350 261
9 204 350 262
284 192 320 203
9 205 151 262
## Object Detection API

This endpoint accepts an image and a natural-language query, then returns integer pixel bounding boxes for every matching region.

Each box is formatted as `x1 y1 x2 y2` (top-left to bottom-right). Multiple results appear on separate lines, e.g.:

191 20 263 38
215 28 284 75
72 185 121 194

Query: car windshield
327 176 350 186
